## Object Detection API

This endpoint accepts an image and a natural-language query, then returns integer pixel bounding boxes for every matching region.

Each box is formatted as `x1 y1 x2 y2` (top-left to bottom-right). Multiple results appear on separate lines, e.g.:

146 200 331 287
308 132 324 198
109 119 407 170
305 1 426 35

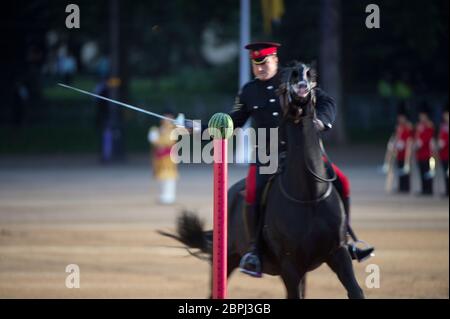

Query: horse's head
277 61 317 122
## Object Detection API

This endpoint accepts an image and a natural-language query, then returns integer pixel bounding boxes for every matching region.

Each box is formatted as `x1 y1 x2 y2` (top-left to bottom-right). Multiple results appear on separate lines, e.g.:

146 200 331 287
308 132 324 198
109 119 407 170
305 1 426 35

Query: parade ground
0 146 448 298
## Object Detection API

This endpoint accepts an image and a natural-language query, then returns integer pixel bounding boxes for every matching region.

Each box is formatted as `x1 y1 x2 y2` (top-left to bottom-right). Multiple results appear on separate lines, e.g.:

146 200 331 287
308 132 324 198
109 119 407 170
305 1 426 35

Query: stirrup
349 240 375 262
239 252 262 278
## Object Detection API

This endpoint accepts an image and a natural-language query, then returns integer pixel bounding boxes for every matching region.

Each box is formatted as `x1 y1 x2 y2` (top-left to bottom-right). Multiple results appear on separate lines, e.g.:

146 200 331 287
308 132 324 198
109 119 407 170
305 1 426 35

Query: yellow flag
261 0 285 34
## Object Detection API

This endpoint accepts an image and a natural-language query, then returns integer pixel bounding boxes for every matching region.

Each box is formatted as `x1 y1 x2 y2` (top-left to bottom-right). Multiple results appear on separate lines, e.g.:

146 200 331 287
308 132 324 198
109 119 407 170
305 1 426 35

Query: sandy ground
0 147 448 299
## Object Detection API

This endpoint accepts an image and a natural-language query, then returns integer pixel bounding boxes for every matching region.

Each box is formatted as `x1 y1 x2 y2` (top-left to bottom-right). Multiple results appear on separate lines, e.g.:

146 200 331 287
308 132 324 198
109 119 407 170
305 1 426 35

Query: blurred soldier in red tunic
394 103 414 193
382 102 413 193
438 104 449 196
414 103 436 195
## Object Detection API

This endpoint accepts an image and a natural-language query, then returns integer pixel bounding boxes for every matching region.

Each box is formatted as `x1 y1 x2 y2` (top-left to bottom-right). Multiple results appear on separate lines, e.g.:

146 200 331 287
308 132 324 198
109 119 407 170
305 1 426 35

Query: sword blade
58 83 187 125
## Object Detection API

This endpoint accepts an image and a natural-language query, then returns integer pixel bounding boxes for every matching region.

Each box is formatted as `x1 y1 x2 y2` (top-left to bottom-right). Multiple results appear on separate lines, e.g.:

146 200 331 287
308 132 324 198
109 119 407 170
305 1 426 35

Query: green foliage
0 124 150 154
2 0 448 154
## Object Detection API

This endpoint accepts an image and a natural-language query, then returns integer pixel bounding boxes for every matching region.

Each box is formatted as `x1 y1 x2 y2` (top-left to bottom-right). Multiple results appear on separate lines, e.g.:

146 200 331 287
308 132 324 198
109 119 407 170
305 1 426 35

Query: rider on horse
229 42 375 278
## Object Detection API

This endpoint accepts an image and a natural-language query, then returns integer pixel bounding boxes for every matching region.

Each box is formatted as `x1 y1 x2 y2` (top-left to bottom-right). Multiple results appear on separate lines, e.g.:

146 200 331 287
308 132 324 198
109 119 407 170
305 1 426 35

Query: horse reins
277 69 337 203
278 175 333 205
303 137 337 183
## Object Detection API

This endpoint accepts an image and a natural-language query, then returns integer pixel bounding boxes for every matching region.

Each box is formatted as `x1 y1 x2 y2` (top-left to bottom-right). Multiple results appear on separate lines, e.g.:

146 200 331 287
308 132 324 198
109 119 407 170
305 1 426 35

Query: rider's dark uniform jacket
229 71 336 166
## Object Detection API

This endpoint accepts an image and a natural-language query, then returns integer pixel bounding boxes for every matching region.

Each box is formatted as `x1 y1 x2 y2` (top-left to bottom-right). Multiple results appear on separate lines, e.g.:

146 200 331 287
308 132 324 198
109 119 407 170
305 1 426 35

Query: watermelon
208 113 234 139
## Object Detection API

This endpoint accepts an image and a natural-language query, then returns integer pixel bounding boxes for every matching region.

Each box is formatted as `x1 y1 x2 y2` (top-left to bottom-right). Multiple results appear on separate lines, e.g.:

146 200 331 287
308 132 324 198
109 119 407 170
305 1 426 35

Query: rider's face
252 55 278 81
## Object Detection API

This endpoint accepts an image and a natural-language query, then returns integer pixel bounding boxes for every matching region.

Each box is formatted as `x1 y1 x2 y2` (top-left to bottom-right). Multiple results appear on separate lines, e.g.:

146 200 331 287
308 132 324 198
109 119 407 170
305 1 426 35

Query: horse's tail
157 210 212 258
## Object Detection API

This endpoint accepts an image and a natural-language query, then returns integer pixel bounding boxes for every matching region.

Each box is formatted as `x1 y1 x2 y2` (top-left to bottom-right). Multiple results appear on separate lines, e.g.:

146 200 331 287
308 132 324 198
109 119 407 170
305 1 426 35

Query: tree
319 0 345 144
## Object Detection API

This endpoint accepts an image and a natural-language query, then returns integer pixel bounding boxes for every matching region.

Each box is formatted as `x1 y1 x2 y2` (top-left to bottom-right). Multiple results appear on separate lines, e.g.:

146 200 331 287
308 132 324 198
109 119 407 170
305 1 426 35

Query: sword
58 83 192 127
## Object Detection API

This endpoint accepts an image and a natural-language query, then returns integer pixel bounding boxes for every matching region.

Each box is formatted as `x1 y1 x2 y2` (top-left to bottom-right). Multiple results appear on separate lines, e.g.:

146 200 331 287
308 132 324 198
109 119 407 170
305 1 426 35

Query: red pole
212 138 228 299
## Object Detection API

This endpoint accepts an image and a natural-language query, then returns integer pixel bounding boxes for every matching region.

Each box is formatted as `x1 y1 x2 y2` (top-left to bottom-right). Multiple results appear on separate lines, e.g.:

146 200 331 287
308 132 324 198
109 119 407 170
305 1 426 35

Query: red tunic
438 123 449 161
415 122 435 161
395 123 413 161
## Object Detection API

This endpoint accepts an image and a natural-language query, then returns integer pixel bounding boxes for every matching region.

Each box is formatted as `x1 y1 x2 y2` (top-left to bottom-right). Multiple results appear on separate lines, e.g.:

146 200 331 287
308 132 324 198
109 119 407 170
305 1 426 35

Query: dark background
0 0 448 156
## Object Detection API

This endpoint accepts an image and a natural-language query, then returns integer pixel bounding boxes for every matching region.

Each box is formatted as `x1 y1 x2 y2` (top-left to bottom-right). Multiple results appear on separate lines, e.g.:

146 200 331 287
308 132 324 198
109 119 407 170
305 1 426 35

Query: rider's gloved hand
313 118 325 131
174 113 185 127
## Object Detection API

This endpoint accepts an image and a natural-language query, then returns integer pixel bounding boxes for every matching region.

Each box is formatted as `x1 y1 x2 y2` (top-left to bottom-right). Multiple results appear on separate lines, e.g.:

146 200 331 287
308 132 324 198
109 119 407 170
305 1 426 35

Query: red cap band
250 47 277 59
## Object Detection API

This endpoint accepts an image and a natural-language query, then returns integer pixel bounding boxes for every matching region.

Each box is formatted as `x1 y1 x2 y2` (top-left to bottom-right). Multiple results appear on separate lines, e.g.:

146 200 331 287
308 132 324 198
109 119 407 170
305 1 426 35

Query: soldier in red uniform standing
414 103 436 195
394 103 414 193
438 105 449 196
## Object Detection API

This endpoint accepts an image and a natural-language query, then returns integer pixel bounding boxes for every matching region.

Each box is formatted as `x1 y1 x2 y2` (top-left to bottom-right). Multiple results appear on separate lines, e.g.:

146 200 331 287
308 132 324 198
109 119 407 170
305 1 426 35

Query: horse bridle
278 66 337 203
285 64 315 106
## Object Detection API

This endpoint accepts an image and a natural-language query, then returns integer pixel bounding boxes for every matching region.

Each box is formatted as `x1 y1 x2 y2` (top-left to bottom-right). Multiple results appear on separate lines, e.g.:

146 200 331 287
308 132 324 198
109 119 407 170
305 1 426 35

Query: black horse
162 62 364 299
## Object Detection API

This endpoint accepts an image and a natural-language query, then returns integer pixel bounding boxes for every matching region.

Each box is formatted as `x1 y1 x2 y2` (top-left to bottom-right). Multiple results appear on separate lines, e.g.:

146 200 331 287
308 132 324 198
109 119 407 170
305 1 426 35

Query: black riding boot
239 203 262 277
342 197 375 262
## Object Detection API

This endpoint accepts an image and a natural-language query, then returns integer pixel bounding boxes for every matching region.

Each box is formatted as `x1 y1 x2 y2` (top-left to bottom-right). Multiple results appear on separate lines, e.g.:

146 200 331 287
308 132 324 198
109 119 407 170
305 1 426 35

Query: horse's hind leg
280 261 305 299
326 246 364 299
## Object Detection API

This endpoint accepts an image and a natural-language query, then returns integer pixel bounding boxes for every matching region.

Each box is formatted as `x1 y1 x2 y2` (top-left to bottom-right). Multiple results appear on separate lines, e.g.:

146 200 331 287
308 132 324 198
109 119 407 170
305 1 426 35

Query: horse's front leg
326 246 364 299
280 260 305 299
299 274 307 299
